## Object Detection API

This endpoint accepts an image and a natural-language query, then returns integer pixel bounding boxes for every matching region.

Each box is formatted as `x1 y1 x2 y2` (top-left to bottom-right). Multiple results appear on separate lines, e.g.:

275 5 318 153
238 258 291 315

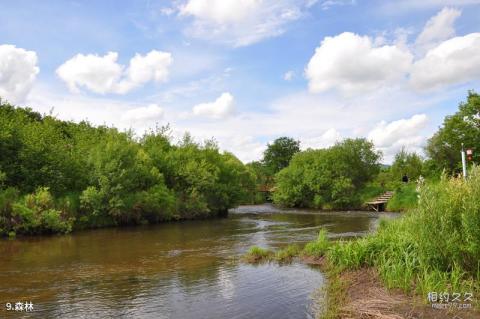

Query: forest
0 101 256 236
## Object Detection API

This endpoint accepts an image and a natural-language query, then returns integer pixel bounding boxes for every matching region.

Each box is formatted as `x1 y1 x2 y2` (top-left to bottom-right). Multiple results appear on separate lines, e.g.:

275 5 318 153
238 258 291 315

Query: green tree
0 101 256 236
426 91 480 172
390 148 424 182
262 137 300 175
273 138 381 209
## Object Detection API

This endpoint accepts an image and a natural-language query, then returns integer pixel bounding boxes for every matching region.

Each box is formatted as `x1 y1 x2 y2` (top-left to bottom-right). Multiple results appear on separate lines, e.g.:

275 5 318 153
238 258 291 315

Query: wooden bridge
365 191 394 212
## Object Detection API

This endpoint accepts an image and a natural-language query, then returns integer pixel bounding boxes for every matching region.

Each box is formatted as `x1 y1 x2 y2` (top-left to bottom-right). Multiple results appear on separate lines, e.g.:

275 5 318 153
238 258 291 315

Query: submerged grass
275 244 301 262
302 228 330 258
242 246 274 263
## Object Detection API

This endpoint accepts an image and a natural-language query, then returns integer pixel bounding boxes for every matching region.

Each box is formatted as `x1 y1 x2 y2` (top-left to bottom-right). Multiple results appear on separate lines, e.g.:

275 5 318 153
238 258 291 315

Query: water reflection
0 204 396 318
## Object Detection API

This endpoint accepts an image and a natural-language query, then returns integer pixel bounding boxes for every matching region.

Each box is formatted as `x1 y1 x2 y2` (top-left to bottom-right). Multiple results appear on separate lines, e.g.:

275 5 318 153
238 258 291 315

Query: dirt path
336 268 479 319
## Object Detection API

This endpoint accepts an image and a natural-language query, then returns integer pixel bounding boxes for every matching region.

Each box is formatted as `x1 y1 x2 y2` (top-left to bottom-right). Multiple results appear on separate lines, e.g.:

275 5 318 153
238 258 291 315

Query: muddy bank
327 267 479 319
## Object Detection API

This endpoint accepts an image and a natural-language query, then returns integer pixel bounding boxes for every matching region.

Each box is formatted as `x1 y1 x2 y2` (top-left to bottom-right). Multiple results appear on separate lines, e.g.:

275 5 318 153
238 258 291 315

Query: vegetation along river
0 204 397 318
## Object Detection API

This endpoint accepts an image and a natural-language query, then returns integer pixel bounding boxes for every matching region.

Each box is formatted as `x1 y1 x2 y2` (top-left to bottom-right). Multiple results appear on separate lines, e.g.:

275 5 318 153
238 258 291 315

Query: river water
0 204 397 318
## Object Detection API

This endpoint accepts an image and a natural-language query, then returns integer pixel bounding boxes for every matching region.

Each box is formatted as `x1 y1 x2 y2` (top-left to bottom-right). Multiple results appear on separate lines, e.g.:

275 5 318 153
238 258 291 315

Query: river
0 204 397 318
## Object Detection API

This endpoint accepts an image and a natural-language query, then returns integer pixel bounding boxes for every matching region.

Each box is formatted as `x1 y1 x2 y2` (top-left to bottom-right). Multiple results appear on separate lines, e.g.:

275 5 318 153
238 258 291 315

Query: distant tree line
249 91 480 210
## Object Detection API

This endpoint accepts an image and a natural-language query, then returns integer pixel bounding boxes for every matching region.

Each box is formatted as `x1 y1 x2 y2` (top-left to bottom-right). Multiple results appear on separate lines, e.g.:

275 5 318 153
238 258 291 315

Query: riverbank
243 167 480 318
320 264 480 319
243 250 479 319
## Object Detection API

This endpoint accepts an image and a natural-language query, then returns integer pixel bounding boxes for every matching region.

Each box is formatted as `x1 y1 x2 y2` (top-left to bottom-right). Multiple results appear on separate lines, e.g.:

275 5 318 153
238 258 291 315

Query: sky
1 0 480 163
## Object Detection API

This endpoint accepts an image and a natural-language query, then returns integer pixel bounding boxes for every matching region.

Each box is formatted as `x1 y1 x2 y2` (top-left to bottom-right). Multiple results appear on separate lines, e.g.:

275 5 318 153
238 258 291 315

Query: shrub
9 187 74 235
129 184 176 223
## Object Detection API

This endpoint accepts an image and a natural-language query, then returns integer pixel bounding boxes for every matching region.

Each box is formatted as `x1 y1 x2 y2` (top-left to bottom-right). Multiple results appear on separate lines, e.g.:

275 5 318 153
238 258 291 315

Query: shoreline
302 257 479 319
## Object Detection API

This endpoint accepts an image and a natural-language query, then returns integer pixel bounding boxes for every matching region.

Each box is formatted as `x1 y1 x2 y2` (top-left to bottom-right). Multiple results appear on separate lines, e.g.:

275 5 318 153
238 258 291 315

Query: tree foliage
273 138 381 209
390 148 424 182
262 137 300 175
426 91 480 172
0 102 255 236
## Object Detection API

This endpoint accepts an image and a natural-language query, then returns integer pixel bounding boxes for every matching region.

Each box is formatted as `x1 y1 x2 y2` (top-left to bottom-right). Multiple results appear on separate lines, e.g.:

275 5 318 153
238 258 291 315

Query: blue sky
1 0 480 163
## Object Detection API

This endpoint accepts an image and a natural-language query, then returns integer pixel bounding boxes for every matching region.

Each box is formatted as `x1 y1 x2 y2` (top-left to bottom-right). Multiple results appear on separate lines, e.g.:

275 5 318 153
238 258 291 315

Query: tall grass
328 166 480 298
303 228 330 258
386 183 418 211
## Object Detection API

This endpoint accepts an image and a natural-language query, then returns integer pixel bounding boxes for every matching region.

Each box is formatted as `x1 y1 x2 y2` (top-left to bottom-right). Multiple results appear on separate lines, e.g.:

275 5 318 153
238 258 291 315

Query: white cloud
415 7 461 53
178 0 304 47
411 33 480 90
122 104 164 123
381 1 480 13
368 114 428 161
0 44 39 104
180 0 259 24
56 50 172 94
305 32 413 95
219 135 266 163
192 92 235 119
319 0 356 10
301 128 341 150
283 70 295 81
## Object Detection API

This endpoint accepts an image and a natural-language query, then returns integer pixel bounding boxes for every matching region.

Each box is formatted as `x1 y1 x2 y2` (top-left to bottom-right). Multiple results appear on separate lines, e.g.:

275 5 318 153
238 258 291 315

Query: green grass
242 168 480 317
302 228 330 258
242 246 274 263
386 183 418 211
357 184 386 205
275 244 301 262
327 167 480 302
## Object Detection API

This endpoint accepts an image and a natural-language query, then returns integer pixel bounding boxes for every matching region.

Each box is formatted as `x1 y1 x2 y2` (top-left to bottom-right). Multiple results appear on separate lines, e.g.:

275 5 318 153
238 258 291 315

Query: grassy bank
242 166 480 317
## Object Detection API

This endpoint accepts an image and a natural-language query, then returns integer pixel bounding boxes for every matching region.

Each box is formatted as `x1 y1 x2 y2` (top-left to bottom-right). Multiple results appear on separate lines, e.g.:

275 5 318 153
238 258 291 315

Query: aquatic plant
303 228 330 258
242 246 274 263
275 244 301 262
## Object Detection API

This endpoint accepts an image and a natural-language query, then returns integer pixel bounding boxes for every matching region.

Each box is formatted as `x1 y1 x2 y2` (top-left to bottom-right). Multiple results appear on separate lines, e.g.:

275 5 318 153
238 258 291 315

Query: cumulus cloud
411 33 480 90
415 7 461 54
178 0 304 47
122 104 165 123
192 92 235 119
218 135 266 163
305 32 413 95
319 0 356 10
56 50 172 94
0 44 39 103
368 114 428 161
301 128 341 150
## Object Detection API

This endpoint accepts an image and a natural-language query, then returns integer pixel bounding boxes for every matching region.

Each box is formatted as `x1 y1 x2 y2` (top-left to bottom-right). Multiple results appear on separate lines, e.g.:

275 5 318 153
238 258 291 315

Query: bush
9 187 74 235
273 138 381 209
129 184 176 223
0 187 20 235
